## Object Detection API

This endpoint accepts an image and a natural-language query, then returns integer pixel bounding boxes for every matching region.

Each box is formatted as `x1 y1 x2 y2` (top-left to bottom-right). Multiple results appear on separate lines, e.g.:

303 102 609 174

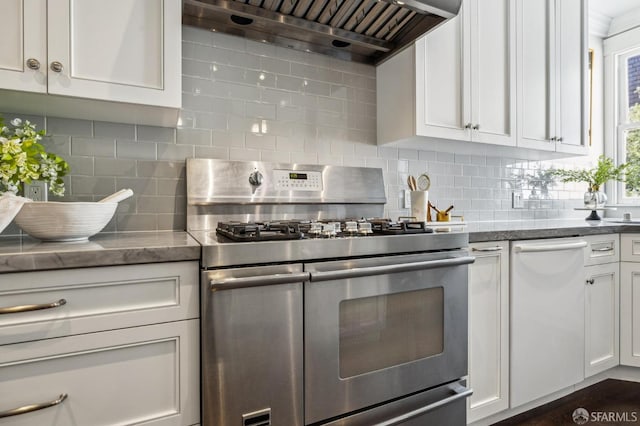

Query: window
606 26 640 204
615 48 640 203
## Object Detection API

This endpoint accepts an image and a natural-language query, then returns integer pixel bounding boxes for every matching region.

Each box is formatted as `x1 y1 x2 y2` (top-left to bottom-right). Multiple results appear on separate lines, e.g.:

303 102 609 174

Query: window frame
605 28 640 204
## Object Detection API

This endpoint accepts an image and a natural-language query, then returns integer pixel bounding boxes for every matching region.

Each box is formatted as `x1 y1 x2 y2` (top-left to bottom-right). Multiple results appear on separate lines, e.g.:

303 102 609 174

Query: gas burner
369 219 434 235
216 221 304 242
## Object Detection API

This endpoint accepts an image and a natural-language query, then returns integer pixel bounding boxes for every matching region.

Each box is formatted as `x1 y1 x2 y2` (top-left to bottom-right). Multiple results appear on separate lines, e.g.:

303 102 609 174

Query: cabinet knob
50 61 64 73
550 137 557 142
464 123 473 129
586 278 595 285
26 58 41 70
472 124 480 130
557 137 563 142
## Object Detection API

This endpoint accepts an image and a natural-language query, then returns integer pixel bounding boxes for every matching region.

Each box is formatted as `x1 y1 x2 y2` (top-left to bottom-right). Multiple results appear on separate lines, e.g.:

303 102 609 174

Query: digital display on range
289 173 308 180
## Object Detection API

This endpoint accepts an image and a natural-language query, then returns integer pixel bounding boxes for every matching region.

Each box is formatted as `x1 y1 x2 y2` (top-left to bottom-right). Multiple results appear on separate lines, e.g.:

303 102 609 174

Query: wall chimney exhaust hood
182 0 462 65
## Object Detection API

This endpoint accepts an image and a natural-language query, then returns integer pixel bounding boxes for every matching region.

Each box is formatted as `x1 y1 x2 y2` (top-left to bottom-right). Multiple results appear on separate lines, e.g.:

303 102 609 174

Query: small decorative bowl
15 201 117 242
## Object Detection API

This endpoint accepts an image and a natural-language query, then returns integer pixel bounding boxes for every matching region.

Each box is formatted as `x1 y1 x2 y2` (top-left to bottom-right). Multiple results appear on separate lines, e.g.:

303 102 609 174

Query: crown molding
590 10 611 38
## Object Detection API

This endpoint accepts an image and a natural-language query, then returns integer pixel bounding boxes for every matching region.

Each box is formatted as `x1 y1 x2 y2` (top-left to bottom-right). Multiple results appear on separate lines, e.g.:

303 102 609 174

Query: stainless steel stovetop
186 158 468 268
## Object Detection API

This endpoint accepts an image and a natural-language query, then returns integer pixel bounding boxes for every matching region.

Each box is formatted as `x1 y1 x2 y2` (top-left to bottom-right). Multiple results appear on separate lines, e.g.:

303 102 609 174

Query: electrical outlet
403 190 412 208
24 181 48 202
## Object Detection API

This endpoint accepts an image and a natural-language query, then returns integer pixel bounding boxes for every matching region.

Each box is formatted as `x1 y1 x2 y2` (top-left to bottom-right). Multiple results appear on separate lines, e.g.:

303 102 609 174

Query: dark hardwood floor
493 379 640 425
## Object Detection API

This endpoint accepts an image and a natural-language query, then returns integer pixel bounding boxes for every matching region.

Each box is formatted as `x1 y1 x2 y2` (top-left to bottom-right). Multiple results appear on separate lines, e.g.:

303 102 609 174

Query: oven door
304 250 473 424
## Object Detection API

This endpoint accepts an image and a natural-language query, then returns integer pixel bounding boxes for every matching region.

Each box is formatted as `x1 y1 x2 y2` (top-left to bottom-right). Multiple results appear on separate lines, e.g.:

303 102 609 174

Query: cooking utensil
417 173 431 191
407 175 417 191
98 188 134 203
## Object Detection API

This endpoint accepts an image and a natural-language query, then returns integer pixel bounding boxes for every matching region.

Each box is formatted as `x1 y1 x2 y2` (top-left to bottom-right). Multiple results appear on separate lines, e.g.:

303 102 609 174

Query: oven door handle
377 384 473 426
309 256 475 282
210 272 310 291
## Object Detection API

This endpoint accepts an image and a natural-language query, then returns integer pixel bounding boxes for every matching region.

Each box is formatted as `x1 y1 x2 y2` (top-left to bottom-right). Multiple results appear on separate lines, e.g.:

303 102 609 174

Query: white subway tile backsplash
277 75 306 92
0 26 586 236
246 133 276 150
47 117 93 136
95 158 136 176
230 148 260 161
195 146 229 159
137 125 176 143
157 143 195 161
212 130 244 147
177 128 211 146
245 101 277 120
94 121 136 140
261 150 290 163
261 57 291 74
290 152 318 164
71 137 115 157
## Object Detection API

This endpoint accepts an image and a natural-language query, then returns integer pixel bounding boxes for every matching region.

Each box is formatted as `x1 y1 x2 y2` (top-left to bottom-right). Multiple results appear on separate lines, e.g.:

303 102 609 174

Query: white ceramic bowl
14 201 117 242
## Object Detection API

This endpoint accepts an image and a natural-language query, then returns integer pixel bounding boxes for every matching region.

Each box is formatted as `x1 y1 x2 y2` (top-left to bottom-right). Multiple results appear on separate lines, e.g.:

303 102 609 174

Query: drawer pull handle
0 393 67 418
592 247 614 252
0 298 67 315
472 246 503 252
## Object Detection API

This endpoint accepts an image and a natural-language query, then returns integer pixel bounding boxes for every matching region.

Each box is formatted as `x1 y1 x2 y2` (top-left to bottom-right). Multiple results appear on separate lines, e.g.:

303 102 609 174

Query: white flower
10 118 21 126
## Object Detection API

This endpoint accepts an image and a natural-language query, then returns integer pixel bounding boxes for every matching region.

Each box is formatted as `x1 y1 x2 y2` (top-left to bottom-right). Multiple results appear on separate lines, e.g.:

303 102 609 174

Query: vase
583 186 607 209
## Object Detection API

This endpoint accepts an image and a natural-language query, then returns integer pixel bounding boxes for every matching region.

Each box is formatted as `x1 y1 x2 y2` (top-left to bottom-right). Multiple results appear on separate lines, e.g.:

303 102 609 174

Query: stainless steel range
187 158 473 426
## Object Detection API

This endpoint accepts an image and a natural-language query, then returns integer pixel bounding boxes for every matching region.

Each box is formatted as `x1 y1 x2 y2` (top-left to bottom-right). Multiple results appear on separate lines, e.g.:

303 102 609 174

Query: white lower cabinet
0 262 200 426
584 262 619 377
621 234 640 366
0 320 199 426
467 241 509 422
621 262 640 367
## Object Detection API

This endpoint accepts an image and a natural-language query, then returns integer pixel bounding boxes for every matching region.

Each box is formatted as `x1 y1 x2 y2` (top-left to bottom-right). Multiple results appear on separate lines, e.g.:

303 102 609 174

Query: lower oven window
339 287 444 378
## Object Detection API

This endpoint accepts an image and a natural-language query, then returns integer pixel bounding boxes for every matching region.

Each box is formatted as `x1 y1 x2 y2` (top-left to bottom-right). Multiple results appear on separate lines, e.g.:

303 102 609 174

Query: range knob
249 170 263 186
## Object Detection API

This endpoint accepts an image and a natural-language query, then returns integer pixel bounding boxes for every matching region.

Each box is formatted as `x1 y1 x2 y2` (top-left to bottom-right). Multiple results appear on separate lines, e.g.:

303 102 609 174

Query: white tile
230 148 260 161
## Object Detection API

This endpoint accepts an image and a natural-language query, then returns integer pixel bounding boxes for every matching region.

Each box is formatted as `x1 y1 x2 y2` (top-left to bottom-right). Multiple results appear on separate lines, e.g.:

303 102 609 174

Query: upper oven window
338 287 444 378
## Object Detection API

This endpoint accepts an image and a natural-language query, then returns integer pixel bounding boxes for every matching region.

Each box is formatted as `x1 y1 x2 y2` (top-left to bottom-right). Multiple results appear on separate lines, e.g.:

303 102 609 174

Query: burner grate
216 221 304 242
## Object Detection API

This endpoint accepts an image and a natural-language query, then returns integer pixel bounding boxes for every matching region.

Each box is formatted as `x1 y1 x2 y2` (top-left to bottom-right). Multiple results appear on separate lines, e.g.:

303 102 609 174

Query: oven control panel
273 169 323 191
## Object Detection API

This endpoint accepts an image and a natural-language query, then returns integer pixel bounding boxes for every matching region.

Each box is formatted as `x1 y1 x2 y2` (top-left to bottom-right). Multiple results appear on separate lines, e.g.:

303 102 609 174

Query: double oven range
186 159 474 426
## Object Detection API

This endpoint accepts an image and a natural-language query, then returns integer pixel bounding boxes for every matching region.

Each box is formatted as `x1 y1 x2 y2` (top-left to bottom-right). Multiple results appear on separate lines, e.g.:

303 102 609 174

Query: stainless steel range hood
182 0 462 65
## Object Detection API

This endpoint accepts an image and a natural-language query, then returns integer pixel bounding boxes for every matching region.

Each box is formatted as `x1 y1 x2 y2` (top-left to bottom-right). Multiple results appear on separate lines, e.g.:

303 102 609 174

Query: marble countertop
3 220 640 273
0 231 201 273
468 219 640 243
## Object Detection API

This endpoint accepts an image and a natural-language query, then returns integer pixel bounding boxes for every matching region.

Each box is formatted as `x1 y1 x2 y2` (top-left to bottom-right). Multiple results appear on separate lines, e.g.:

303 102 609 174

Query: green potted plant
551 155 626 210
0 116 70 196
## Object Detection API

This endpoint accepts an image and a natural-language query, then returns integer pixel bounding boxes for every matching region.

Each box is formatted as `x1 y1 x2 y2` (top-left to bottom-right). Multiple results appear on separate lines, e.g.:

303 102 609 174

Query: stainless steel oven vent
182 0 461 64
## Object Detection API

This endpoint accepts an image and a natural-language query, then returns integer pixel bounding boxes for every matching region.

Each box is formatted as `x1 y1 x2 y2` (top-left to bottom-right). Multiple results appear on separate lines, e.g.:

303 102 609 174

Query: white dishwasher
510 237 588 408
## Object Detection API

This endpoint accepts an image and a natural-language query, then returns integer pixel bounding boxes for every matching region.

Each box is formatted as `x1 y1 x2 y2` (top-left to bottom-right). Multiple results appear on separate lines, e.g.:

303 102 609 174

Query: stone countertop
468 219 640 243
0 231 201 273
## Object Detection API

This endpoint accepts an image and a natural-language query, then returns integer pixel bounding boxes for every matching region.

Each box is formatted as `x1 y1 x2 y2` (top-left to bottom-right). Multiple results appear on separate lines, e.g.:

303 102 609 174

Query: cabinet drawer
0 320 199 426
584 234 619 266
0 261 198 345
621 234 640 262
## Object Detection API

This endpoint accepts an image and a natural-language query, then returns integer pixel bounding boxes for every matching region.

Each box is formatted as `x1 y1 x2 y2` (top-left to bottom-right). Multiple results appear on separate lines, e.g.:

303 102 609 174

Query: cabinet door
516 0 555 151
621 262 640 367
47 0 180 108
555 0 588 155
0 0 46 92
415 12 470 141
467 241 509 422
584 263 619 377
0 320 199 426
469 0 516 147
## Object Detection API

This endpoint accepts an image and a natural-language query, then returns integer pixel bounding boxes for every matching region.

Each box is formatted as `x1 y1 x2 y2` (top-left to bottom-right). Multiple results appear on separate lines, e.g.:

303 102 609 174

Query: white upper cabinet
379 0 516 148
377 0 587 156
0 0 181 126
0 0 47 93
516 0 588 154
